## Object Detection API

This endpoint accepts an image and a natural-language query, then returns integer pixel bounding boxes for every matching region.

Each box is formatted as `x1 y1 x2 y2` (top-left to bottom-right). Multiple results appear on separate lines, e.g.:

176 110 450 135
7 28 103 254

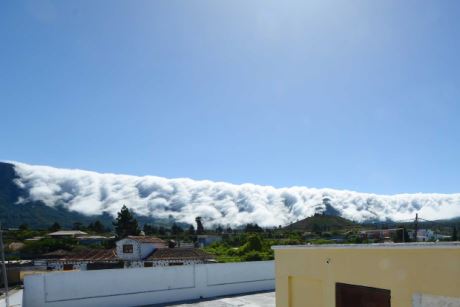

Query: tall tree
188 225 195 236
143 224 158 235
244 223 263 233
195 217 204 235
244 235 263 252
92 220 105 233
171 223 183 235
215 225 224 234
49 222 61 232
113 205 140 238
452 226 458 241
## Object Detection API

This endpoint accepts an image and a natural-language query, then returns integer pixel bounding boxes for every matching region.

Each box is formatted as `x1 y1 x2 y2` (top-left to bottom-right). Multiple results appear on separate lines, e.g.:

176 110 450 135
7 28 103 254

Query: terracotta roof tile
147 248 215 261
44 249 119 261
127 236 167 244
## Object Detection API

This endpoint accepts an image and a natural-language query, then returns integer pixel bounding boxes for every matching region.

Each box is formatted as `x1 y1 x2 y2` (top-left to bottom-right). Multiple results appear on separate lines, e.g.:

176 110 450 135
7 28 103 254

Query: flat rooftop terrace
272 241 460 250
159 291 275 307
1 290 276 307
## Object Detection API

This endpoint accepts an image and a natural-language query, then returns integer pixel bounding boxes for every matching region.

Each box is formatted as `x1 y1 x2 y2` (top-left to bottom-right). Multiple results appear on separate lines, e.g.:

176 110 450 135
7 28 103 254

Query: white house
408 229 446 242
115 236 167 261
41 235 215 271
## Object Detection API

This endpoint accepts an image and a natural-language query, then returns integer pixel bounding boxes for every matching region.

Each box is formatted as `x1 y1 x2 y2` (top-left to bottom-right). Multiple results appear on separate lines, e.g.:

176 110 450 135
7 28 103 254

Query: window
144 262 153 267
123 244 133 253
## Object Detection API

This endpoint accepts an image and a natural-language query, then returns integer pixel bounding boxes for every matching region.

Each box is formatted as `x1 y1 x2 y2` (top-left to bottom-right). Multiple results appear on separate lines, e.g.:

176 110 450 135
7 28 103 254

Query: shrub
242 251 263 261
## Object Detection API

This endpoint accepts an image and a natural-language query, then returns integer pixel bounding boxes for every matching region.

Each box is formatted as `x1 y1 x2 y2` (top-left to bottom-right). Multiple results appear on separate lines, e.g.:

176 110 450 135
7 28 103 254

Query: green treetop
113 205 140 238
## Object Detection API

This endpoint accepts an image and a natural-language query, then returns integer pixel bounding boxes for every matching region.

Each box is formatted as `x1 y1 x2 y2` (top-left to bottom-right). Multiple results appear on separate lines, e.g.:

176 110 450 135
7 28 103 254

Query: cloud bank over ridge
11 162 460 227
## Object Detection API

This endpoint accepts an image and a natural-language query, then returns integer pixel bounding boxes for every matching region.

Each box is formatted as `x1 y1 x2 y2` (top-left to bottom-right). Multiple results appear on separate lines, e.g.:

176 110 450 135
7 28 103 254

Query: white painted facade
407 229 451 242
44 258 208 270
151 259 205 267
124 259 206 268
115 238 158 261
46 262 88 271
23 261 275 307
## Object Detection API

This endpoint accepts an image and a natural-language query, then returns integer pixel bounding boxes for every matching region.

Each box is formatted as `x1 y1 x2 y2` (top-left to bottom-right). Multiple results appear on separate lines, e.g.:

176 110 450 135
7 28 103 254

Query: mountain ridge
1 161 459 228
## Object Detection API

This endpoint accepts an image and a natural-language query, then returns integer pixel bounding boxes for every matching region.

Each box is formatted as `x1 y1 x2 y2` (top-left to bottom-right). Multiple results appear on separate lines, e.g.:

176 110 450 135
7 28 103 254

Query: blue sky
1 0 460 195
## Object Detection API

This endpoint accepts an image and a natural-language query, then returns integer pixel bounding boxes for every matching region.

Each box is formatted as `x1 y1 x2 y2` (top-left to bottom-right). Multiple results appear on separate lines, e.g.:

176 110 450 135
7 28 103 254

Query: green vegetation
21 237 77 256
204 234 275 262
195 217 204 235
113 205 141 238
286 213 359 233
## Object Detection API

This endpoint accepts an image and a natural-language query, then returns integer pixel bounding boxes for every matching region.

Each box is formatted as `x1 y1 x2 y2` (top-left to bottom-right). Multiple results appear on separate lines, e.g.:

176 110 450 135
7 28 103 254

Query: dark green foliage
286 214 358 232
204 233 274 262
453 226 458 241
241 235 263 252
158 226 166 235
4 229 47 244
113 205 140 238
312 223 322 235
215 225 223 234
244 223 263 233
171 223 183 235
309 238 335 244
143 224 158 235
49 222 61 232
21 238 77 256
88 220 105 233
242 251 263 261
188 225 195 235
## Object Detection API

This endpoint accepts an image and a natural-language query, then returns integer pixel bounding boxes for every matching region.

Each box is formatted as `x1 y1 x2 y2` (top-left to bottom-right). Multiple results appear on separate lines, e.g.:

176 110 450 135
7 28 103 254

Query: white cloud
11 162 460 227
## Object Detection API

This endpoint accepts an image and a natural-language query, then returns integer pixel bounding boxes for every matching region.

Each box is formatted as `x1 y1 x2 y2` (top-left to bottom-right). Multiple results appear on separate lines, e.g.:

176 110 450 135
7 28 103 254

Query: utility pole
413 213 419 242
0 223 9 307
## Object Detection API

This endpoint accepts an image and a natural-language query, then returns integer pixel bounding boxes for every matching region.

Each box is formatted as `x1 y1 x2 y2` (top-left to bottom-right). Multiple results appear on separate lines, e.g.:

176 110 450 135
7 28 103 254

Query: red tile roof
147 248 215 261
127 236 167 244
43 249 118 261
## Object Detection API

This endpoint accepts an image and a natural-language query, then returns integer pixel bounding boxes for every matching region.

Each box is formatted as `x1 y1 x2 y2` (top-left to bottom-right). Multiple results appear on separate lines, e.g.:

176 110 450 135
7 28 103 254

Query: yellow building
272 242 460 307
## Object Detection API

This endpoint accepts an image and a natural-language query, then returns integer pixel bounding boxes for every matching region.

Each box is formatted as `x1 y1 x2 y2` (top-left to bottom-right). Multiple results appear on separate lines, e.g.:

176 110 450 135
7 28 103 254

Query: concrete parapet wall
23 261 275 307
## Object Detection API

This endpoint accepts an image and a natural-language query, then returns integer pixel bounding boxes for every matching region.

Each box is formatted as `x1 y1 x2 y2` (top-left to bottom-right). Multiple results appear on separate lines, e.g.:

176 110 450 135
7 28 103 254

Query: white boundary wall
413 293 460 307
23 261 275 307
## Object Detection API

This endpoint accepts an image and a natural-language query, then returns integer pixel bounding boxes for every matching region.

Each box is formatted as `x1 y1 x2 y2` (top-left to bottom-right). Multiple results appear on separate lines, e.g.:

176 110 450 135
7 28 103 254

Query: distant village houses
408 229 451 242
359 228 402 242
39 235 215 271
48 230 88 238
